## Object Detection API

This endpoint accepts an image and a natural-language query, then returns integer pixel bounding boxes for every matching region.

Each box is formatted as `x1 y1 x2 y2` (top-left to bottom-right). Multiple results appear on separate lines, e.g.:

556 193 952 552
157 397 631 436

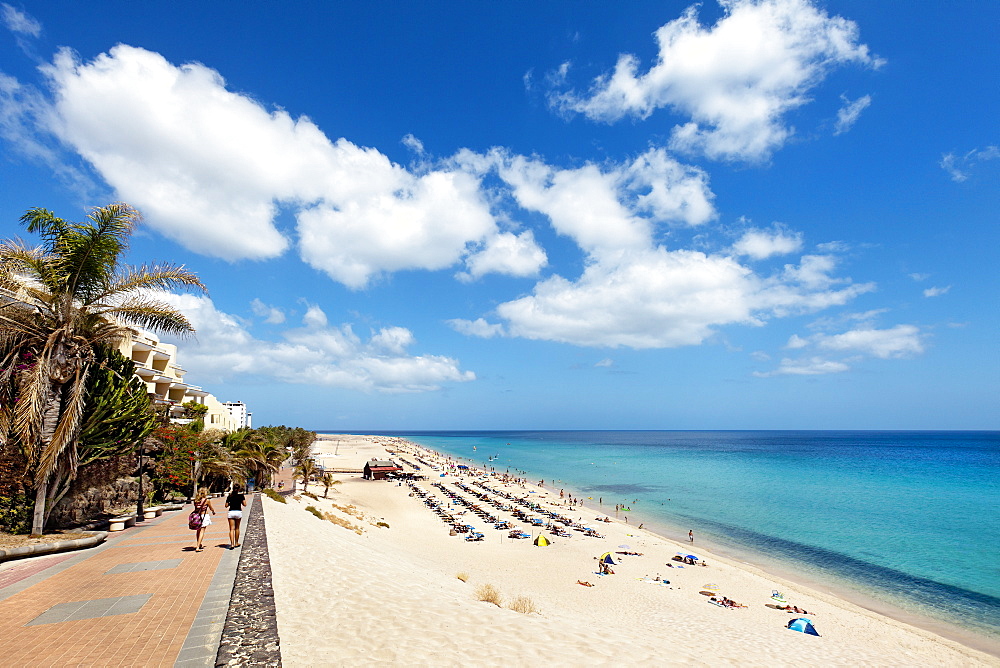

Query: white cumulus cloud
36 45 533 287
814 324 924 359
496 147 716 258
759 323 923 375
754 357 850 377
550 0 882 161
159 293 475 392
733 226 803 259
459 230 548 282
446 318 505 339
250 298 285 324
923 285 951 298
489 247 872 349
446 147 874 350
785 334 809 349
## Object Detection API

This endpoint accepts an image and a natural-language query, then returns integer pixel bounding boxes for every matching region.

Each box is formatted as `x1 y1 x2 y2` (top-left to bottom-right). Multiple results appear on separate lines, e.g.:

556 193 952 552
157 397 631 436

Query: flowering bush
149 426 200 494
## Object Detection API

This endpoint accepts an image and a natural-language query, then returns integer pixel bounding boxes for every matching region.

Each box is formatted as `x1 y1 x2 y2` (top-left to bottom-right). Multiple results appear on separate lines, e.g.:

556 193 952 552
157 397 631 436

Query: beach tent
599 552 616 565
533 534 550 547
787 618 820 636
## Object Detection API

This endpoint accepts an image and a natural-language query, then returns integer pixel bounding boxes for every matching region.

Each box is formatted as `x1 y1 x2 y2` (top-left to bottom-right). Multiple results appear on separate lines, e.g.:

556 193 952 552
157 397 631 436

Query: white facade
223 401 251 429
120 331 242 432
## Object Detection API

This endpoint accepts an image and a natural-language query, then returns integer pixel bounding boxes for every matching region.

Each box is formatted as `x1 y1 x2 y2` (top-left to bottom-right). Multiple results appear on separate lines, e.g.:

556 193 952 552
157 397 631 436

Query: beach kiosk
363 459 402 480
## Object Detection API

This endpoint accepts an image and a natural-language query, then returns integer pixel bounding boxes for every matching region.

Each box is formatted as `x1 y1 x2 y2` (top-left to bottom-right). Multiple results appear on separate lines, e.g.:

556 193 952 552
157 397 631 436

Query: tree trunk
31 380 66 535
31 482 47 536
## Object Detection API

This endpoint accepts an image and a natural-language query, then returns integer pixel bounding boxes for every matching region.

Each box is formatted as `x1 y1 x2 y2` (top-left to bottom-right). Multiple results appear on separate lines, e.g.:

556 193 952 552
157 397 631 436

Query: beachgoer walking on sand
689 529 694 543
191 488 216 552
225 485 247 549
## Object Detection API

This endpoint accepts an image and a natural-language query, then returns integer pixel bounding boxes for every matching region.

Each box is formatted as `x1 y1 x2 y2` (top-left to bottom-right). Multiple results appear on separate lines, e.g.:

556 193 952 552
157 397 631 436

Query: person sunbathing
577 580 595 587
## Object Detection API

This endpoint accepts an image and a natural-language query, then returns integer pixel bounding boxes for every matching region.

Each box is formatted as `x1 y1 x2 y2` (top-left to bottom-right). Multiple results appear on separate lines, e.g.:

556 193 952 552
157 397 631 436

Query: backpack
188 509 204 530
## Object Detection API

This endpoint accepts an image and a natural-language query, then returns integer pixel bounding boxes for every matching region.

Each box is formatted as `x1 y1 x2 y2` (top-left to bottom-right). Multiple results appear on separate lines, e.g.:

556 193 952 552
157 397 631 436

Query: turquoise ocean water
345 430 999 639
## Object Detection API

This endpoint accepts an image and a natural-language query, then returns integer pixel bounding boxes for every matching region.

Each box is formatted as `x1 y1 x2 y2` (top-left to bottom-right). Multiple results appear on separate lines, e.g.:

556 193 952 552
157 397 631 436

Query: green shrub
305 505 324 519
263 488 286 503
0 493 33 534
376 521 389 528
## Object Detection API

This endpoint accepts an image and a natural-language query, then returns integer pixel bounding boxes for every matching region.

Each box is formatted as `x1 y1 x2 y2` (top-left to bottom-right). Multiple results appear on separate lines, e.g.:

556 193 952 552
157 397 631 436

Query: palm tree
190 428 234 497
321 471 334 498
0 203 205 534
232 438 286 489
295 458 317 493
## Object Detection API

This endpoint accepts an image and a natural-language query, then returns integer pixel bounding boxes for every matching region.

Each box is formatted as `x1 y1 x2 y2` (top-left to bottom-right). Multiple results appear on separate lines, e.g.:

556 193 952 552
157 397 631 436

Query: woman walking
191 488 216 552
225 485 247 549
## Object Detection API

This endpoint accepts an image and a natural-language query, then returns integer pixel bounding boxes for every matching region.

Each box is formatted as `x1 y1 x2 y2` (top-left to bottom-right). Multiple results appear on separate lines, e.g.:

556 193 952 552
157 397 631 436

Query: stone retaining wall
216 494 281 666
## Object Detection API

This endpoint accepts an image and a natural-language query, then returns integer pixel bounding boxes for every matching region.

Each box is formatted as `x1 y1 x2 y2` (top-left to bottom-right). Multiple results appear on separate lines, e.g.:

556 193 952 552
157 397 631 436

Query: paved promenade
0 502 242 667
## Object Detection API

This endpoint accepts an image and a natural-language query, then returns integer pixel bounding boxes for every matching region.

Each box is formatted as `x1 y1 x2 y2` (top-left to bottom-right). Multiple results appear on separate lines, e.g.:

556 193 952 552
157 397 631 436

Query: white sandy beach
265 435 998 667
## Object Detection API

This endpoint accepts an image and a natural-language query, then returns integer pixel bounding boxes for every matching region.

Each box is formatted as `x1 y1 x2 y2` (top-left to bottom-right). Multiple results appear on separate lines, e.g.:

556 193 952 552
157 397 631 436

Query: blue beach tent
787 618 820 636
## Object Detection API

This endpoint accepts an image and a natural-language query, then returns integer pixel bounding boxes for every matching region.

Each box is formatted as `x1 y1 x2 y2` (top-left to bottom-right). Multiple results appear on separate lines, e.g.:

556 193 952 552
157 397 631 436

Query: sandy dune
265 435 996 667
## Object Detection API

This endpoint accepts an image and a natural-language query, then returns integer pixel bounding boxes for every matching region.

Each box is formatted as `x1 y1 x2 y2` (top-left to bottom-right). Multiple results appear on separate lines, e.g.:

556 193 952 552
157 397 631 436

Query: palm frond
0 240 52 290
19 208 69 245
91 264 207 302
93 296 197 337
60 204 140 301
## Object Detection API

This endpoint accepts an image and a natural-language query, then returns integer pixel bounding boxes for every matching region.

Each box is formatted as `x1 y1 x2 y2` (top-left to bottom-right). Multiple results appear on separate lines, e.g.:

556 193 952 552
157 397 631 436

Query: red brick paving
0 553 74 589
0 504 232 666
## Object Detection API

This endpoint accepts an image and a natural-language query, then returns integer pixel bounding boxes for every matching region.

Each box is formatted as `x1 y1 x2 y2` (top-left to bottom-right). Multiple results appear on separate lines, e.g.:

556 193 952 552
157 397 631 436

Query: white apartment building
121 331 241 432
223 401 252 429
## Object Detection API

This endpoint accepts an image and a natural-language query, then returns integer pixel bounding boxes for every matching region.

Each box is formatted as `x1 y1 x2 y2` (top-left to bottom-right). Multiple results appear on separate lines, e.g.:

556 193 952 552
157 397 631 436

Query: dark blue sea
336 430 1000 639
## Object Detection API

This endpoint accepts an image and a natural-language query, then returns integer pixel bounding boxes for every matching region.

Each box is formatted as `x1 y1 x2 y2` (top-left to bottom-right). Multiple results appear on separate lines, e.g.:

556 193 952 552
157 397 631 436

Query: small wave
686 514 1000 635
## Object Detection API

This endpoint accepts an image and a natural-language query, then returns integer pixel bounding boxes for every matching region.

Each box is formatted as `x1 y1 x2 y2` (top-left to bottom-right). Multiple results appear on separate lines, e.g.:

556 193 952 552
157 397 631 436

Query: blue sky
1 1 997 430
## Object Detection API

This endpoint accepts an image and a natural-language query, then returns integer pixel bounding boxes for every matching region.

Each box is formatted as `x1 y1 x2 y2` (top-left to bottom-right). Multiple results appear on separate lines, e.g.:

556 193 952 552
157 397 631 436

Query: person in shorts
225 485 247 549
191 488 215 552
